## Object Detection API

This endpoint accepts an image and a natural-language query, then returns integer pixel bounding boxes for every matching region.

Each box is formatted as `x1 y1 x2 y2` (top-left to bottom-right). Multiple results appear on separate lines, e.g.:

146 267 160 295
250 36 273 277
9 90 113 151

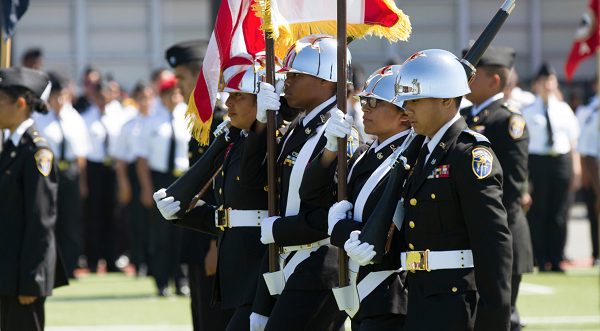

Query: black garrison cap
462 46 516 68
165 40 209 68
0 67 50 99
535 62 557 79
47 71 69 93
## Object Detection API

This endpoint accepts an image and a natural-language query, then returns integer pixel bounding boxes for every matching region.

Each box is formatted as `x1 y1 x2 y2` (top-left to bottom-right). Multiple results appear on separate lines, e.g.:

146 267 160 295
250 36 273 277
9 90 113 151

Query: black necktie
543 103 554 148
168 114 176 174
57 117 67 161
413 143 430 178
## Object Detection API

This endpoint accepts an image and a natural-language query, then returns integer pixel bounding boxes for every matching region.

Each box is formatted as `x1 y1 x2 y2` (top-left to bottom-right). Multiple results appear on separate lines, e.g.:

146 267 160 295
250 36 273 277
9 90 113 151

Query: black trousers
0 296 46 331
265 288 347 331
224 305 252 331
404 274 477 331
148 171 184 290
85 161 118 272
351 314 405 331
189 264 233 331
510 274 522 331
582 187 599 259
527 154 572 269
128 163 149 270
56 164 82 277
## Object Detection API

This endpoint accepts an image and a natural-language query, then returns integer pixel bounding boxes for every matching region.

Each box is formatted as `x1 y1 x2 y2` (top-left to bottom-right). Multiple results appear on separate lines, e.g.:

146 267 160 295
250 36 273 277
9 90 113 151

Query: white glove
325 108 353 152
344 231 376 266
260 216 280 244
153 188 181 220
256 82 280 123
328 200 353 235
250 312 269 331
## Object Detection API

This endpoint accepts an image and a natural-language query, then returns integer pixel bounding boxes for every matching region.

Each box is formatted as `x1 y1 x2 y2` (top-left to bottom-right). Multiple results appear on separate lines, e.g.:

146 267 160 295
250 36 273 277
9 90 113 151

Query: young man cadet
301 65 411 330
249 34 357 330
348 49 513 331
460 46 533 331
164 40 233 330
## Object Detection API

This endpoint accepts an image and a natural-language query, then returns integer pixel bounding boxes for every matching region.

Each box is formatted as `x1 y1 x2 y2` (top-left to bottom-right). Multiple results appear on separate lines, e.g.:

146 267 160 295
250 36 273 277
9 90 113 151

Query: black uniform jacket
403 118 512 331
0 124 68 297
461 99 533 274
176 130 268 309
300 132 409 319
250 98 344 315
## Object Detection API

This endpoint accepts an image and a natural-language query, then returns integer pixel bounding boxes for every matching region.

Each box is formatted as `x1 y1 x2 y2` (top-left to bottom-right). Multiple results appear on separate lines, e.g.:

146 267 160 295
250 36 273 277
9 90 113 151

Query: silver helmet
221 52 284 94
357 65 402 104
391 49 470 108
279 34 351 83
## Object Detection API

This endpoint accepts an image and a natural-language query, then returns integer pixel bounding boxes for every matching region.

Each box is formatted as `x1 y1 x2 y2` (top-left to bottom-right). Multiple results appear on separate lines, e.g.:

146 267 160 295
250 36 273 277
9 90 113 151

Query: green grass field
46 268 600 331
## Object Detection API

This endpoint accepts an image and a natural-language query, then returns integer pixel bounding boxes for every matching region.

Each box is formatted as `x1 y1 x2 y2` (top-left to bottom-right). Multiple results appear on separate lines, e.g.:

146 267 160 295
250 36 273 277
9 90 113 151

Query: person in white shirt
113 82 153 276
522 63 581 272
33 71 90 278
134 76 190 296
81 82 123 273
575 93 600 266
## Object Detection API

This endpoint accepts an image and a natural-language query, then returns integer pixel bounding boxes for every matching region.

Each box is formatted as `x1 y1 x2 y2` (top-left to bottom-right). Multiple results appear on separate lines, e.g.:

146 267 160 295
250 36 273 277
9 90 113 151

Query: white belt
280 238 331 253
214 208 268 230
400 249 474 272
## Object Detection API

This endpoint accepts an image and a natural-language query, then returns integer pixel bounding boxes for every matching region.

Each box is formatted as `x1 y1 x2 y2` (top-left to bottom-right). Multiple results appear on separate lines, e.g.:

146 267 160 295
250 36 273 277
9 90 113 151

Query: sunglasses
360 97 380 109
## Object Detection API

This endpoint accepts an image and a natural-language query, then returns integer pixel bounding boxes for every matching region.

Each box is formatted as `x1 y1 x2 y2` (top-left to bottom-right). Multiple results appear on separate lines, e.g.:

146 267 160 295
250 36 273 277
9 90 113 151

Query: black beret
535 62 556 79
47 71 70 93
165 40 208 68
462 46 515 69
0 67 50 99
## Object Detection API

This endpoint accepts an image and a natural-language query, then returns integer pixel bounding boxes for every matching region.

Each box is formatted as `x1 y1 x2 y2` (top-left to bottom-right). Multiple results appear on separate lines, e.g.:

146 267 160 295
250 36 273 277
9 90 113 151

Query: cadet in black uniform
0 67 68 331
301 65 410 331
164 40 233 330
155 53 282 330
250 34 355 331
353 49 513 331
461 46 533 331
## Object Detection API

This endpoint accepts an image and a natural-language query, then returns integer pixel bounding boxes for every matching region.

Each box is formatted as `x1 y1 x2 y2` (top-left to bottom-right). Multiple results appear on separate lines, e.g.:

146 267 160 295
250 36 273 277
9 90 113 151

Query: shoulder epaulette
462 129 490 143
501 102 522 115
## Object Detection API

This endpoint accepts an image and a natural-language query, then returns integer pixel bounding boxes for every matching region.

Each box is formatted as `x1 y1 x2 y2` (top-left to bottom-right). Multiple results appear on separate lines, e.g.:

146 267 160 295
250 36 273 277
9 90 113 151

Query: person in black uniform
250 34 355 331
0 67 69 331
164 39 234 330
353 49 513 331
460 46 533 331
155 53 280 330
300 65 411 331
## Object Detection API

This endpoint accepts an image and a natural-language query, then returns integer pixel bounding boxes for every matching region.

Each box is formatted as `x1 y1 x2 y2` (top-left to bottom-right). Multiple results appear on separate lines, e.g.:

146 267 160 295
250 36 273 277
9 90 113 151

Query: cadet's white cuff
260 216 279 244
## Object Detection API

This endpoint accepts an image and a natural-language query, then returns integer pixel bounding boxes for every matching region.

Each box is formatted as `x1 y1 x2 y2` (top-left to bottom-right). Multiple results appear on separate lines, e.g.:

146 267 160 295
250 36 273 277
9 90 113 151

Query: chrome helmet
221 52 284 94
357 65 402 105
279 34 351 83
392 49 470 108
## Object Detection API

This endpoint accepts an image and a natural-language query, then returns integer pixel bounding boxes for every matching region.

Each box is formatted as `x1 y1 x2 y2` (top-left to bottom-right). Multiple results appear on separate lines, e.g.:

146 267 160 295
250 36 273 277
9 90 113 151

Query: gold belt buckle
58 160 70 171
214 206 230 231
406 249 430 272
102 157 112 166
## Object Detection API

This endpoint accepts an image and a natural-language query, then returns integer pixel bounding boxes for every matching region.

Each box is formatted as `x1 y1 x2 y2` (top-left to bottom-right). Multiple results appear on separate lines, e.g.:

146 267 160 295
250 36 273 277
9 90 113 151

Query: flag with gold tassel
253 0 411 58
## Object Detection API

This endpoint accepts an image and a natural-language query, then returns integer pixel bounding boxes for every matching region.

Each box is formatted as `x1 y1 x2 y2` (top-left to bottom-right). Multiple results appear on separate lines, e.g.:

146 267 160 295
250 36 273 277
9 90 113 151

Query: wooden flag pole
336 0 349 288
1 29 12 68
264 7 279 273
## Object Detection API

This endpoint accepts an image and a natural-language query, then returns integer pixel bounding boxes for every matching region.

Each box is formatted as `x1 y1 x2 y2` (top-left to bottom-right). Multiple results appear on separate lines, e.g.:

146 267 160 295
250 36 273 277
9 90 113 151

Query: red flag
565 0 600 81
187 0 265 145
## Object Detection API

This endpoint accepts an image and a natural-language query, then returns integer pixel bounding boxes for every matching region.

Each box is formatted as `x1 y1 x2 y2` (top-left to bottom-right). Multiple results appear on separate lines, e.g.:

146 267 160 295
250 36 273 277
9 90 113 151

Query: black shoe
157 287 171 297
176 285 190 297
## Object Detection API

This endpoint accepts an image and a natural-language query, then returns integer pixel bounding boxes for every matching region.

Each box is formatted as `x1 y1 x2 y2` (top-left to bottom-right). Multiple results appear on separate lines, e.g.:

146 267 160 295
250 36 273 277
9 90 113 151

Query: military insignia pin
377 152 383 159
305 127 311 135
34 149 54 177
508 116 526 139
471 147 493 179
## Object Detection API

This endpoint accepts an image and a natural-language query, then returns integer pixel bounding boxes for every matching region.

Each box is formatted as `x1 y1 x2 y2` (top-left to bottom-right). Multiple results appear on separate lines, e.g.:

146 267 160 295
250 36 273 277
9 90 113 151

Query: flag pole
1 28 12 68
336 0 349 288
264 3 279 273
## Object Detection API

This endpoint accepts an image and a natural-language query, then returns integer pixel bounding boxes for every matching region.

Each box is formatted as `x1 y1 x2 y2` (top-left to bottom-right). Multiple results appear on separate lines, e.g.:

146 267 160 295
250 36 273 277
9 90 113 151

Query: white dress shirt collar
471 92 504 116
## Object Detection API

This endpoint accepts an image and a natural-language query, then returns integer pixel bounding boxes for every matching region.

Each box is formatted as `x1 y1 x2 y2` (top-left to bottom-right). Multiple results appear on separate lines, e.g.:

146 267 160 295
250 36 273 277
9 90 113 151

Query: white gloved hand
256 82 280 123
328 200 353 235
249 312 269 331
260 216 280 244
324 108 353 152
153 188 181 220
344 230 376 266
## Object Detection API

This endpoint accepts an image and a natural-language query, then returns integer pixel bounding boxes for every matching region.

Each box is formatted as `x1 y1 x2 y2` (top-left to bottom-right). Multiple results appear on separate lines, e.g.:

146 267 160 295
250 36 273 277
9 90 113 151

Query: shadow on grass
48 293 159 302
